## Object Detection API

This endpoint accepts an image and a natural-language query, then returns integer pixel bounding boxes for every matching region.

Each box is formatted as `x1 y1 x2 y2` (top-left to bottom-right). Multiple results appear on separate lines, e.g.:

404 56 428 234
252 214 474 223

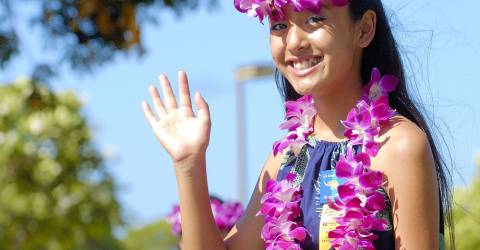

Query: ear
356 10 377 48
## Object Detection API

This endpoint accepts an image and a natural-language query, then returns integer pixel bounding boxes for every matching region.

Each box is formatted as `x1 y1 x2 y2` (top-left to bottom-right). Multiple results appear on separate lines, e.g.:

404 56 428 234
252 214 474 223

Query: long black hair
275 0 454 247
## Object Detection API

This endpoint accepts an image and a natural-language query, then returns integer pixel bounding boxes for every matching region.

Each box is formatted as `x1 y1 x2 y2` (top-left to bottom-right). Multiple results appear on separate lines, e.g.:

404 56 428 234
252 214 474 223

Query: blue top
276 139 395 250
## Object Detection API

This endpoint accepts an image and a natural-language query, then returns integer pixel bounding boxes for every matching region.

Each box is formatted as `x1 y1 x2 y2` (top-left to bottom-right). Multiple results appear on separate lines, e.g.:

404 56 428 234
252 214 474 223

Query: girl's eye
270 23 287 32
306 16 326 24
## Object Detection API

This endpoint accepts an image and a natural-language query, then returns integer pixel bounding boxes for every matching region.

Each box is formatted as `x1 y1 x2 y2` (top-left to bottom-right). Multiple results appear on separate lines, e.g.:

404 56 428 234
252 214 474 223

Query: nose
286 25 310 53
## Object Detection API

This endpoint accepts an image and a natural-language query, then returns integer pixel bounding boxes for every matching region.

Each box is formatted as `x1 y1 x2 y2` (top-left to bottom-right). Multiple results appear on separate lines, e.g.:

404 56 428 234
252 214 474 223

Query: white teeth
292 57 322 70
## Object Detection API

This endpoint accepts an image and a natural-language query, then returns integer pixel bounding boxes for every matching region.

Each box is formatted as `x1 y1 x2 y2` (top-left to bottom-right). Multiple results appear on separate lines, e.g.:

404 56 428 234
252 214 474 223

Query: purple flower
273 95 316 156
265 67 397 250
233 0 349 22
221 202 244 229
166 204 182 235
330 229 377 250
341 101 380 157
364 192 386 212
262 213 307 249
330 80 395 250
335 152 370 179
211 200 245 231
166 198 244 235
234 0 273 22
363 67 399 102
258 173 307 249
365 96 397 125
358 170 383 190
331 0 349 5
289 0 322 12
233 0 250 13
329 212 388 249
258 173 302 218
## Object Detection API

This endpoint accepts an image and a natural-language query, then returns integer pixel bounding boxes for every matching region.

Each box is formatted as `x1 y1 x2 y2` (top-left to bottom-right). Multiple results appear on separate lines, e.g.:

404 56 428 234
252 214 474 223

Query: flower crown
234 0 349 22
166 199 244 236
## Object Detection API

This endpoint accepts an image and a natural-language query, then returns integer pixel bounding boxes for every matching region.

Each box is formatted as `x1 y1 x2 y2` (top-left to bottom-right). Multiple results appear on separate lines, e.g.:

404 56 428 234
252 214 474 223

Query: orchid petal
380 75 399 92
338 184 356 200
359 171 383 189
365 193 386 211
336 156 354 178
370 67 381 83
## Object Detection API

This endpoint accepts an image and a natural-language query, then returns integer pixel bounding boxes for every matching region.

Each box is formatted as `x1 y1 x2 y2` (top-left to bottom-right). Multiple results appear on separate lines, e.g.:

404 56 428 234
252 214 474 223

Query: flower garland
166 198 244 236
234 0 349 22
259 67 398 249
256 172 307 249
273 95 316 157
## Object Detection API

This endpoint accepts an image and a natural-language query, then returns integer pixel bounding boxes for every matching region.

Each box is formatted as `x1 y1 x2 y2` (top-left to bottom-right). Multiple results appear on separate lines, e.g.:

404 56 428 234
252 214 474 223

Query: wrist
173 153 206 176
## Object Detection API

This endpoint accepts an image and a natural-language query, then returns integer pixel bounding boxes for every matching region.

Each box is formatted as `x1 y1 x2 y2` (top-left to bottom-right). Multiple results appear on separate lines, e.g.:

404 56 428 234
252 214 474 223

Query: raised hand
142 71 211 166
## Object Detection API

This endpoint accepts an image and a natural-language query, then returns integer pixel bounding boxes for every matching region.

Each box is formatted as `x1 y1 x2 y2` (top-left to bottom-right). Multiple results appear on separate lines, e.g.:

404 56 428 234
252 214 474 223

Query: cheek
310 29 354 68
309 29 333 49
310 29 348 59
269 36 285 66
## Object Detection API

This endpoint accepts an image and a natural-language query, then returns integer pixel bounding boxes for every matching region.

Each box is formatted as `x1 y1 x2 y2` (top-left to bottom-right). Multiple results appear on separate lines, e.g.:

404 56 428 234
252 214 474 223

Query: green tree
0 0 216 79
447 153 480 249
122 220 177 250
0 79 123 249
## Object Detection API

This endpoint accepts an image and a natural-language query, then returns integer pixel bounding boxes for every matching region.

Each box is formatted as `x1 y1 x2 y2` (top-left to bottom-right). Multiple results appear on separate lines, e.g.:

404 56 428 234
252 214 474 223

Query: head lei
234 0 349 22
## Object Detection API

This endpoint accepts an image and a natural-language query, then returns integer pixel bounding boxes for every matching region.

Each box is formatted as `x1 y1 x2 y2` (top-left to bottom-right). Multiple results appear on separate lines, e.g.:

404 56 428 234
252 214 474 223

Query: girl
141 0 453 249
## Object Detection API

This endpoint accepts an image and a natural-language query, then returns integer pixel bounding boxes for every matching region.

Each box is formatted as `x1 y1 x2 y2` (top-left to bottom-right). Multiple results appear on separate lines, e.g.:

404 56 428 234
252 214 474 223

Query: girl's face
270 3 362 96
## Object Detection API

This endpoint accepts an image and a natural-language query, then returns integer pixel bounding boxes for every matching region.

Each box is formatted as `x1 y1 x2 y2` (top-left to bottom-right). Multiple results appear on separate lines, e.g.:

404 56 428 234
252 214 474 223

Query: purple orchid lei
166 199 244 236
234 0 349 22
259 67 398 249
256 172 307 249
273 95 316 157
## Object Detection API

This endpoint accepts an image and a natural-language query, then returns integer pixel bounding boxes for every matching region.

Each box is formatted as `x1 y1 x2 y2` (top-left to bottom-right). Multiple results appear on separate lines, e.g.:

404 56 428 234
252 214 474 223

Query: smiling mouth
287 56 323 77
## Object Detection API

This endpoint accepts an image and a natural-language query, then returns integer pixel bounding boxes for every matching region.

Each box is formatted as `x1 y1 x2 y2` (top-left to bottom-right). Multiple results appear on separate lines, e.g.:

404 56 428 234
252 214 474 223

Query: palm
153 108 209 161
142 71 211 163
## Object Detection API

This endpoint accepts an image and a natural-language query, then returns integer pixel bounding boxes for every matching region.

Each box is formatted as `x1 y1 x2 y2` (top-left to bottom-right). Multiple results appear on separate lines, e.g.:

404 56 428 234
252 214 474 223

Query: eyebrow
320 4 331 13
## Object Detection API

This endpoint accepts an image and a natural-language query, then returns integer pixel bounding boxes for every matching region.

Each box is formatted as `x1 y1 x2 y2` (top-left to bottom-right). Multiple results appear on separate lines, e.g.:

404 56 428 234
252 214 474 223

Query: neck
311 78 363 142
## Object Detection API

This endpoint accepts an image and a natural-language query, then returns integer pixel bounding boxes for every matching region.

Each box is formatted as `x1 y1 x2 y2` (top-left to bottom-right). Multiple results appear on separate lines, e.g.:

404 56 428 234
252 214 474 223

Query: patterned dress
276 139 445 250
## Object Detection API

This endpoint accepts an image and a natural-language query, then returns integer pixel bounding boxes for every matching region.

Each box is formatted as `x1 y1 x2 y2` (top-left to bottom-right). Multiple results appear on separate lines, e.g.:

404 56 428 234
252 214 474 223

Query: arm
142 71 283 250
142 71 224 250
373 118 440 250
224 152 283 250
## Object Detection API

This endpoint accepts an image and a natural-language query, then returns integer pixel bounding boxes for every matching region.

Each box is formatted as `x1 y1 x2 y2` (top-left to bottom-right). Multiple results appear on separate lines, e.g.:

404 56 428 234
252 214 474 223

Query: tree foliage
447 153 480 249
0 79 123 249
122 220 177 250
0 0 216 75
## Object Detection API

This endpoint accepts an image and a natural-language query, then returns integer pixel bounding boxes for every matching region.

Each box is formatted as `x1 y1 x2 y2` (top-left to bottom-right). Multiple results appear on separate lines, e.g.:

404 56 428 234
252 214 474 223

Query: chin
288 76 325 96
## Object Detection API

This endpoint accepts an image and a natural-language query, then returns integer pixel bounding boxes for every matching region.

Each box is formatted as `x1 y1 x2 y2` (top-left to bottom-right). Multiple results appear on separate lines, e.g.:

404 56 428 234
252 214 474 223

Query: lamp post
234 64 274 204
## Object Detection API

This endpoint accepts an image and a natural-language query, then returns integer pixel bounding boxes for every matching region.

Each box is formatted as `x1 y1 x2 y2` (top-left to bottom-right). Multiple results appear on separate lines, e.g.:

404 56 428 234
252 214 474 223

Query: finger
158 74 178 111
149 85 167 118
194 91 210 123
178 70 193 112
142 101 157 126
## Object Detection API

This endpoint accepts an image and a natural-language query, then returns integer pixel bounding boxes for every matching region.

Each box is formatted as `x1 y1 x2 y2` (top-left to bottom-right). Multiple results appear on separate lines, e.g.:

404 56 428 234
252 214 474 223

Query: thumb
194 91 210 123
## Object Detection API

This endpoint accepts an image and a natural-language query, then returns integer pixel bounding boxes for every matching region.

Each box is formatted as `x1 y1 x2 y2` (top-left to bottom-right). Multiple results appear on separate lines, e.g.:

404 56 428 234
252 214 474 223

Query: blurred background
0 0 479 249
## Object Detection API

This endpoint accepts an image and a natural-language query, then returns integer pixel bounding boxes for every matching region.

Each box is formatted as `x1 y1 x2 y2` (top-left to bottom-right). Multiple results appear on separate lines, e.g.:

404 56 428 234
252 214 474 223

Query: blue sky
1 0 479 227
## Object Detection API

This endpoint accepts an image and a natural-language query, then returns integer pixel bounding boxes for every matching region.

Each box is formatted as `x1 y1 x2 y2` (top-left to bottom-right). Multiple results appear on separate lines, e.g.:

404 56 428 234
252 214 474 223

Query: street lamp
234 64 274 204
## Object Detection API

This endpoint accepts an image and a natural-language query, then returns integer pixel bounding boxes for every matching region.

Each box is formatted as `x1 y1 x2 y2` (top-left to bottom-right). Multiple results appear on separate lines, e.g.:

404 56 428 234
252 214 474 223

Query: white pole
234 64 274 204
235 80 246 204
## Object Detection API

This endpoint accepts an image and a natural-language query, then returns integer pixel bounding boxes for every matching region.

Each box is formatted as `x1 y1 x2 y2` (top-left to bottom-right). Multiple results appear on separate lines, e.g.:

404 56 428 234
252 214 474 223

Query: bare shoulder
372 116 441 249
377 115 430 158
266 151 286 176
372 115 436 189
257 150 287 191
